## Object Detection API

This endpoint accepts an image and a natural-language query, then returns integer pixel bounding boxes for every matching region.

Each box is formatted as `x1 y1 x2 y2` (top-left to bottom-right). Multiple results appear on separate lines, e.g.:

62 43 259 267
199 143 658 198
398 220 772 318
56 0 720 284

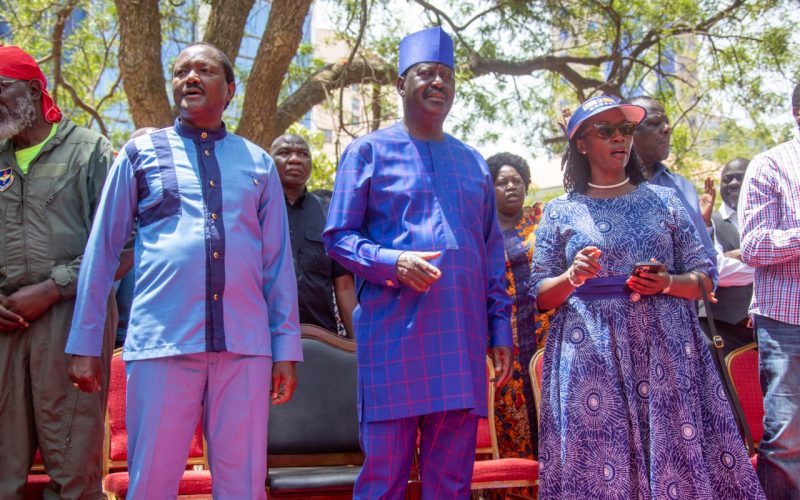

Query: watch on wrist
50 266 72 287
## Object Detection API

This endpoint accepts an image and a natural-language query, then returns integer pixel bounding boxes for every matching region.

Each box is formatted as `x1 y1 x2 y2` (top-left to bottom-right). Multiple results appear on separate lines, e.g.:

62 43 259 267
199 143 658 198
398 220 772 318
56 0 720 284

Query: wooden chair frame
469 357 539 491
529 349 545 424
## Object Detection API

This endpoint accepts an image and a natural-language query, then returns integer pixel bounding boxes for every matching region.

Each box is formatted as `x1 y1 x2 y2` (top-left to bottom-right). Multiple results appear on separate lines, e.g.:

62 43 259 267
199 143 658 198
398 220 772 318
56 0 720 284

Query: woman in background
487 152 551 465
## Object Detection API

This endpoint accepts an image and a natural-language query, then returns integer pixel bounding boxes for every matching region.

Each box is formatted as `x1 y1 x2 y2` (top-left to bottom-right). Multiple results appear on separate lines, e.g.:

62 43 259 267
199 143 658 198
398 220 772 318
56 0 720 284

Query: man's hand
396 251 442 292
68 355 102 393
724 249 743 261
5 280 62 324
490 346 512 388
700 177 716 228
0 296 27 332
271 361 298 405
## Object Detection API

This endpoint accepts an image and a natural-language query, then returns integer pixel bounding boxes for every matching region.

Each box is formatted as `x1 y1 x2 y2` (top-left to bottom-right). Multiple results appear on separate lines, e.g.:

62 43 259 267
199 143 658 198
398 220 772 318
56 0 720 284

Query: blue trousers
354 410 479 500
125 352 272 499
755 315 800 500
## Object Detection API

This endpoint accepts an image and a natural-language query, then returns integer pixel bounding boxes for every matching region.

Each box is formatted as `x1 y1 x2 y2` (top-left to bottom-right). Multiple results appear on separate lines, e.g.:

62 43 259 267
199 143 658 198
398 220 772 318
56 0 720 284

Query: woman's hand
568 246 602 285
536 246 602 310
625 260 670 295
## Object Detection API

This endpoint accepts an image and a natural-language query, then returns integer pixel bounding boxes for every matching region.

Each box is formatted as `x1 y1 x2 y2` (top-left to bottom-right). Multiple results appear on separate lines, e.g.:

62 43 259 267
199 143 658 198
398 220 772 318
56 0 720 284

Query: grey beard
0 96 38 141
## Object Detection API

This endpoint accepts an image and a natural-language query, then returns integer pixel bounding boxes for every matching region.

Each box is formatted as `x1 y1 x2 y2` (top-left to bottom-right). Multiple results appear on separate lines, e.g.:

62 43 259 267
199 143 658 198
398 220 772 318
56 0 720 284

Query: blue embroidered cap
566 95 646 140
398 26 454 76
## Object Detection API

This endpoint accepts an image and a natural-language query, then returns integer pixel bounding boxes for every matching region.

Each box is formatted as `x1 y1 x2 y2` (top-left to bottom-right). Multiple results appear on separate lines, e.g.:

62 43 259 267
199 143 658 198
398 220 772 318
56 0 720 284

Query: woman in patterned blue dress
531 96 764 499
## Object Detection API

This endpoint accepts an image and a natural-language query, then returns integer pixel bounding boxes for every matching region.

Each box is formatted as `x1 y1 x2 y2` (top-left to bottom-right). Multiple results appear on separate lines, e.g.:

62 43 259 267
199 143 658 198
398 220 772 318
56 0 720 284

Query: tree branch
237 0 314 147
275 57 396 136
203 0 255 63
115 0 174 128
467 53 608 94
337 0 369 140
410 0 475 52
57 76 108 136
49 0 79 105
411 0 503 32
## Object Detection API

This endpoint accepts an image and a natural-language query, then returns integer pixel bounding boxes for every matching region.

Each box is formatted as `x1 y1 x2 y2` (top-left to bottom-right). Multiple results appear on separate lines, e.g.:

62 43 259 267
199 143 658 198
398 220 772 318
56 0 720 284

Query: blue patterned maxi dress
531 184 764 499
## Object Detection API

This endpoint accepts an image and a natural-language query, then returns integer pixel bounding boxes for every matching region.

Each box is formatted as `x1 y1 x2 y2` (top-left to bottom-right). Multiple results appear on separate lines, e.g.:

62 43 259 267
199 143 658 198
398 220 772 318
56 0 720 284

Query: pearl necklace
588 177 629 190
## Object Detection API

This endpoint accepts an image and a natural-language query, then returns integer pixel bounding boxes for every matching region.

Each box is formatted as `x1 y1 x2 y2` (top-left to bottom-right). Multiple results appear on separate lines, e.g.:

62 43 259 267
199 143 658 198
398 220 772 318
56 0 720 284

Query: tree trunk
203 0 255 63
115 0 173 129
237 0 313 148
274 57 395 136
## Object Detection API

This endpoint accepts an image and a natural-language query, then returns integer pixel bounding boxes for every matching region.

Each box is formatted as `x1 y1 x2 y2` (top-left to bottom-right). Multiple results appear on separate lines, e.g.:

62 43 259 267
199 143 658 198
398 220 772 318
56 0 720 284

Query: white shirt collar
718 202 737 221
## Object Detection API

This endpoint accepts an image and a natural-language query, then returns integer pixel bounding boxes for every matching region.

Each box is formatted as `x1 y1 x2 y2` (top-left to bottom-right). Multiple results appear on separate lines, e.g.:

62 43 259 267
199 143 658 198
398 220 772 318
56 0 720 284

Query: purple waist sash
572 275 635 301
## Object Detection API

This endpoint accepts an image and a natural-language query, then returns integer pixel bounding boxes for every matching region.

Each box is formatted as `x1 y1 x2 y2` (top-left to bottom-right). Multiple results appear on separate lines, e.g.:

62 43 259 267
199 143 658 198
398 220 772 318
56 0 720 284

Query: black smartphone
623 262 662 293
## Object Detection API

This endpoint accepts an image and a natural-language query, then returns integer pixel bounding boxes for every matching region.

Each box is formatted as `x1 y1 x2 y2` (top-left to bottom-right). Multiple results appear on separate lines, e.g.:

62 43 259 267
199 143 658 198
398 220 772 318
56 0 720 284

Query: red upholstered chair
23 449 50 499
470 357 539 493
102 348 212 499
475 417 495 458
725 342 763 469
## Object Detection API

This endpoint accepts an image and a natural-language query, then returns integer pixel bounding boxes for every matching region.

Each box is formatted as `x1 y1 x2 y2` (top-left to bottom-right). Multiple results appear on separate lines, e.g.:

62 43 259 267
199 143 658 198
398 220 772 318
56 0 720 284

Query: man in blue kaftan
323 27 513 499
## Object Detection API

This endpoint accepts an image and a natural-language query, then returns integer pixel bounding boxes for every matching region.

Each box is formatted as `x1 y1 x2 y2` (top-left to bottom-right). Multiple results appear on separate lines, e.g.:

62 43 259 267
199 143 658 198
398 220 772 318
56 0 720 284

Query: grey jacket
0 120 113 298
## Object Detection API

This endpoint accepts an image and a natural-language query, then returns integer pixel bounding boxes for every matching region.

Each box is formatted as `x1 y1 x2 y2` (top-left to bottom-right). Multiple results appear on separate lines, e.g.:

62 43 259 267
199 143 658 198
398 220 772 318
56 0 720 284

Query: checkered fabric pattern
323 123 512 422
739 136 800 326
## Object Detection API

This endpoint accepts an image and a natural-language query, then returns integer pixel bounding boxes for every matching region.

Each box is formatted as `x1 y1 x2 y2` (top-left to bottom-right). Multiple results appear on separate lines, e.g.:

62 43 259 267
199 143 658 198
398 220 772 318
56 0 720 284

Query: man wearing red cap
0 45 115 498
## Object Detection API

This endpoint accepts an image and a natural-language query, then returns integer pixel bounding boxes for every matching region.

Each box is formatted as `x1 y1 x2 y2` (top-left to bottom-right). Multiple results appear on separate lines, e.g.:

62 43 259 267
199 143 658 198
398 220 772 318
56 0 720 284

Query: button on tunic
66 120 301 363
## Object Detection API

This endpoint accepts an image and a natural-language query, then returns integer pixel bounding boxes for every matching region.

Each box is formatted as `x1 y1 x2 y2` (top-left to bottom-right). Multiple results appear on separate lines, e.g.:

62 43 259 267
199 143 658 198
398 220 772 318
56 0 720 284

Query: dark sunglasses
588 121 638 139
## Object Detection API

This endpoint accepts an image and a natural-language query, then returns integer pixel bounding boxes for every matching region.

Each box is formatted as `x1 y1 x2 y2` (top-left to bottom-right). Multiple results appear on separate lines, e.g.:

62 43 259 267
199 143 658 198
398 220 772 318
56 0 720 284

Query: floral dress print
531 185 764 499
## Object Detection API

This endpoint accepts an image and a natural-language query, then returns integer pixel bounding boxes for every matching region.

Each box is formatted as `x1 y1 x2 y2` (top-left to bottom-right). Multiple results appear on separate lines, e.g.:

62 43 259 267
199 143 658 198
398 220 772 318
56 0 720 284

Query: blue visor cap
567 95 647 140
398 26 454 76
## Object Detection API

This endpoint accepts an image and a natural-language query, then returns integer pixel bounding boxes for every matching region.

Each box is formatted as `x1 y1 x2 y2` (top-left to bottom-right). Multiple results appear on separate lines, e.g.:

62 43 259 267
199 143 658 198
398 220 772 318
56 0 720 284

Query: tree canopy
2 0 798 186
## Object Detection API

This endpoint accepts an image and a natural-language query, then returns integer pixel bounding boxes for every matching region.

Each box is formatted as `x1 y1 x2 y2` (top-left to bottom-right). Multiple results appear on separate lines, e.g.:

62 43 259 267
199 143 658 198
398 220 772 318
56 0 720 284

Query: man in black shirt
271 134 355 337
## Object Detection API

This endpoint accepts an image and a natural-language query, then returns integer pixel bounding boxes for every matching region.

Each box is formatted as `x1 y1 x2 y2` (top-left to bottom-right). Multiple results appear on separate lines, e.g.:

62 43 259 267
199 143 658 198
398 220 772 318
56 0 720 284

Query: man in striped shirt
739 82 800 499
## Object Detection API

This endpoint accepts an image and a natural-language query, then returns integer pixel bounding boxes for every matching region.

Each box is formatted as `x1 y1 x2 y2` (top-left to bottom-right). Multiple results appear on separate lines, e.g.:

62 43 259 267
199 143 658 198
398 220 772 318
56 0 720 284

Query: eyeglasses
588 121 638 139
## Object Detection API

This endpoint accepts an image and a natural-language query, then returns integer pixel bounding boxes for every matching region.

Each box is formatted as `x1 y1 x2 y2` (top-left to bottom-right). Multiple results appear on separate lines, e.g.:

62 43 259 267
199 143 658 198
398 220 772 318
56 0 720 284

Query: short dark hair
271 133 309 153
792 82 800 109
486 152 531 190
562 140 647 194
183 42 235 84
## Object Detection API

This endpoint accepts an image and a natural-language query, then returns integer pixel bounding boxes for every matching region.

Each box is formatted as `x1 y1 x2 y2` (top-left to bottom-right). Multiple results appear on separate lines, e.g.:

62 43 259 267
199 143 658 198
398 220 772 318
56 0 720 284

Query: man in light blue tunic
324 27 512 499
65 43 302 499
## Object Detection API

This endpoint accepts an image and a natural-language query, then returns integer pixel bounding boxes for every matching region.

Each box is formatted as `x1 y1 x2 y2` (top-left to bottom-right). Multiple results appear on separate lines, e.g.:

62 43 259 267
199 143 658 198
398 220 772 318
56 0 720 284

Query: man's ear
224 81 235 110
395 76 405 96
28 79 43 101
